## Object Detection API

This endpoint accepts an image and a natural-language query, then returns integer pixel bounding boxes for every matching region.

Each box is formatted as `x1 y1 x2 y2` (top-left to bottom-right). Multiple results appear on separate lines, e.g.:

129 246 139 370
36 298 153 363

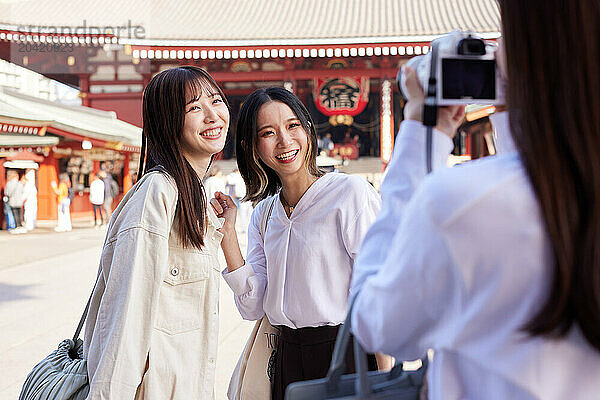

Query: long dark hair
500 0 600 350
138 66 229 249
236 87 324 204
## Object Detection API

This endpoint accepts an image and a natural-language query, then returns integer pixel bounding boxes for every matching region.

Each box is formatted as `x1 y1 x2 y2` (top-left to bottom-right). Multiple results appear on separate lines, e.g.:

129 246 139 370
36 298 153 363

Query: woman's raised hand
436 105 466 139
402 66 426 123
210 191 237 235
402 66 465 139
210 191 246 272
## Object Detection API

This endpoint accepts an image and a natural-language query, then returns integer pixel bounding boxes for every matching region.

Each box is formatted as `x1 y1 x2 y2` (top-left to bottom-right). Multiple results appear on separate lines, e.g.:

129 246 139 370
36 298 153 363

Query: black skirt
271 324 378 400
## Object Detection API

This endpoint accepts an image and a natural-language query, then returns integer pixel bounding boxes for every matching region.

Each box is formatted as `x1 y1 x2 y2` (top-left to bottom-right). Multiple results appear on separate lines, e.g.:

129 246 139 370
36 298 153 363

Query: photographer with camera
350 1 600 398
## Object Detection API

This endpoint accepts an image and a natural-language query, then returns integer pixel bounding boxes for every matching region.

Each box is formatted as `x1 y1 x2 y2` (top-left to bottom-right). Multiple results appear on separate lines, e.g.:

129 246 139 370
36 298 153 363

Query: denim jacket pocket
155 249 213 335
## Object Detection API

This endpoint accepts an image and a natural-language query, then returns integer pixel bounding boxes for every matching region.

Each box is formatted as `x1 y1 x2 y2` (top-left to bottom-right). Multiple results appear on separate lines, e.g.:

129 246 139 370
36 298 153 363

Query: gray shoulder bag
18 275 97 400
285 295 428 399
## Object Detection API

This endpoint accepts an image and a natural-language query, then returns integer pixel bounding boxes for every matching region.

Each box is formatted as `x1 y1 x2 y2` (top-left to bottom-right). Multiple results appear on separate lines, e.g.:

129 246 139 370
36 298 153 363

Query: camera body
399 31 504 105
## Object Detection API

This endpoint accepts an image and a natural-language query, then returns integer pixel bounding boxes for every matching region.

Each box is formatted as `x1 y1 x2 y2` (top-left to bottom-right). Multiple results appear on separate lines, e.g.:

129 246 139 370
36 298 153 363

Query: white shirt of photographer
351 114 600 400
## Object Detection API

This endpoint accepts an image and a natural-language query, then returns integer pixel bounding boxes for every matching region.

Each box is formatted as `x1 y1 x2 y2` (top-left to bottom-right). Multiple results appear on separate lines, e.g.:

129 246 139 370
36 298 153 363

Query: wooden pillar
465 132 472 156
0 160 5 228
0 160 5 193
37 152 59 220
79 74 91 107
123 152 132 193
380 79 395 168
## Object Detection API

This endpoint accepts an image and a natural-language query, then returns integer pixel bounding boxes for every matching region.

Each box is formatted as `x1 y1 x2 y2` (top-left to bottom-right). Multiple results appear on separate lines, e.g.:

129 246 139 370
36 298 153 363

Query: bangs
184 73 222 104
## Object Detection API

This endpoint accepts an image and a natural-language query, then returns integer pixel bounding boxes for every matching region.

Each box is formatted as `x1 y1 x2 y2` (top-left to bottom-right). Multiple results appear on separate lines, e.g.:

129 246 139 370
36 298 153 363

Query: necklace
280 193 296 214
280 176 320 216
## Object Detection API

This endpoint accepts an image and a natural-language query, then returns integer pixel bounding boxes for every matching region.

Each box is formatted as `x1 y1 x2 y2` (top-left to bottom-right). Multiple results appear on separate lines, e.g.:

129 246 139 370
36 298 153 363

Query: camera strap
424 41 440 173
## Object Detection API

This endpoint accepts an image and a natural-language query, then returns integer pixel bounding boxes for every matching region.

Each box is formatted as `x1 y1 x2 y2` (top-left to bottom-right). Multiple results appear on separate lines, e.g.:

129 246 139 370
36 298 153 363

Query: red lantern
313 77 370 116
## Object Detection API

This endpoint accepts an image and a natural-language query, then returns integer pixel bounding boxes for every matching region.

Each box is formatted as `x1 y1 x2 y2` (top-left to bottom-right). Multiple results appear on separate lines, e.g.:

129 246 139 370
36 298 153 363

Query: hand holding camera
398 31 506 140
402 66 465 139
399 31 505 106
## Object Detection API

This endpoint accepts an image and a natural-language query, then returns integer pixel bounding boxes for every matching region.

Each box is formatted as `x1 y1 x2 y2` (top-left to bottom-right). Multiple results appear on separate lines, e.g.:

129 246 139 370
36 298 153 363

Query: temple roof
0 88 141 149
0 0 500 44
0 134 59 147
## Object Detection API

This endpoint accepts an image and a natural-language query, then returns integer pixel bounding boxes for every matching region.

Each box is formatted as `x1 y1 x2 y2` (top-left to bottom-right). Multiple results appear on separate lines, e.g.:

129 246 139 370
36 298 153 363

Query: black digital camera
398 31 504 105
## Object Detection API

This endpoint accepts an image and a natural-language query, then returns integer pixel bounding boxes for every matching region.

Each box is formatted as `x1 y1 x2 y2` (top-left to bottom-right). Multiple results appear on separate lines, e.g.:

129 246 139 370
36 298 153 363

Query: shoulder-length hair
500 0 600 350
137 66 229 249
236 87 324 204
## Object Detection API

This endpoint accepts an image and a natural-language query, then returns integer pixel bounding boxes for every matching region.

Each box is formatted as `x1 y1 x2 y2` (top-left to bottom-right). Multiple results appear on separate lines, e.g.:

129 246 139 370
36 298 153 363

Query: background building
0 0 500 168
0 59 140 225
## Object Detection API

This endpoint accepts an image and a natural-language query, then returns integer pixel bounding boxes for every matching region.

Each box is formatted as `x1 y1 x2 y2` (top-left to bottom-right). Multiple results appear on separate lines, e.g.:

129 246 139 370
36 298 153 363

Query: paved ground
0 219 253 399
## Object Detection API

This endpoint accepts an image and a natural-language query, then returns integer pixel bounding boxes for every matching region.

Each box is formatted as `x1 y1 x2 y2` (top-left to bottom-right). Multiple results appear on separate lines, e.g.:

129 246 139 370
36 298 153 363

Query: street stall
0 87 140 224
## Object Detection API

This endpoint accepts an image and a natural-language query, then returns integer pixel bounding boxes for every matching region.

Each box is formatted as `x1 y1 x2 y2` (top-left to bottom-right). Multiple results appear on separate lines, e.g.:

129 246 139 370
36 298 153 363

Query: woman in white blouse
211 87 381 399
351 1 600 399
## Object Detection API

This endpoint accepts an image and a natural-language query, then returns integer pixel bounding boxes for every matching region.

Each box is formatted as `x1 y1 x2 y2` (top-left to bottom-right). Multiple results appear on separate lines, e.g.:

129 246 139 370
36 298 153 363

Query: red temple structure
0 0 500 223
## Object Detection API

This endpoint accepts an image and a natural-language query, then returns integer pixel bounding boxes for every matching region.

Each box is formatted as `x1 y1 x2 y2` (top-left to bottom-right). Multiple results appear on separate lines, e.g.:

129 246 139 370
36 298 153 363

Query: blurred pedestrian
51 173 72 232
225 168 254 233
101 170 118 221
343 129 352 145
4 170 25 232
89 172 105 227
352 134 361 155
203 165 226 199
3 197 15 230
225 168 245 207
321 133 334 155
21 169 37 231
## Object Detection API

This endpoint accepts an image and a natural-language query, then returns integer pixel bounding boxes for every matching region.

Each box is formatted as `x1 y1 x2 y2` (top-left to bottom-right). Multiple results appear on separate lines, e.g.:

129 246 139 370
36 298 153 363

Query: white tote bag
228 317 280 399
228 195 279 400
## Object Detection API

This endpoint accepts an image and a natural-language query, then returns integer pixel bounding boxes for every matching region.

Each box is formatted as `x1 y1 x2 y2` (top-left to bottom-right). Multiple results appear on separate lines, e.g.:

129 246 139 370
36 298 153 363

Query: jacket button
170 267 179 276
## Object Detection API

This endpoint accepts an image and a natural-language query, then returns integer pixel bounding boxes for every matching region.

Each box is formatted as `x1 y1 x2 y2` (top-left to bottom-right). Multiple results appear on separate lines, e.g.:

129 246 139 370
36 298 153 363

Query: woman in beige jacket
83 66 230 399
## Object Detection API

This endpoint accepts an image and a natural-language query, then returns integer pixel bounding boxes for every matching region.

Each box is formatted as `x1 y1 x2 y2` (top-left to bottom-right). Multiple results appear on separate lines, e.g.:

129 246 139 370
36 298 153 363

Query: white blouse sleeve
351 185 460 360
222 203 267 321
351 120 453 295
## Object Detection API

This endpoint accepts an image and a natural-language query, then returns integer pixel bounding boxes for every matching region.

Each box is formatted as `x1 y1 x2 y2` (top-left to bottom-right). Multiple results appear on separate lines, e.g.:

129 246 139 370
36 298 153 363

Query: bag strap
72 165 170 342
72 273 101 342
325 294 358 389
325 294 428 395
254 195 277 334
259 195 278 240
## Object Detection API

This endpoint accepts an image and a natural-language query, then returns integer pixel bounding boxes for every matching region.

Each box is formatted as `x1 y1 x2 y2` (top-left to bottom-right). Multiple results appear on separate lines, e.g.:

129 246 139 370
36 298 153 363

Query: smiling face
255 100 310 179
181 80 230 165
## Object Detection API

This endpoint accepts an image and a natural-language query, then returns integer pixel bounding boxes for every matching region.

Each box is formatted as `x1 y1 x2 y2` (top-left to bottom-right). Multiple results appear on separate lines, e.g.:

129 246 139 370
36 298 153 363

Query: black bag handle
324 294 361 392
324 295 428 395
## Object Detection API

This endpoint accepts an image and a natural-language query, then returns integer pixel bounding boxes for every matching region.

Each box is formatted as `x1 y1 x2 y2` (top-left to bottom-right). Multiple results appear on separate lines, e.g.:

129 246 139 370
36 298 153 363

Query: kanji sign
313 77 370 116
